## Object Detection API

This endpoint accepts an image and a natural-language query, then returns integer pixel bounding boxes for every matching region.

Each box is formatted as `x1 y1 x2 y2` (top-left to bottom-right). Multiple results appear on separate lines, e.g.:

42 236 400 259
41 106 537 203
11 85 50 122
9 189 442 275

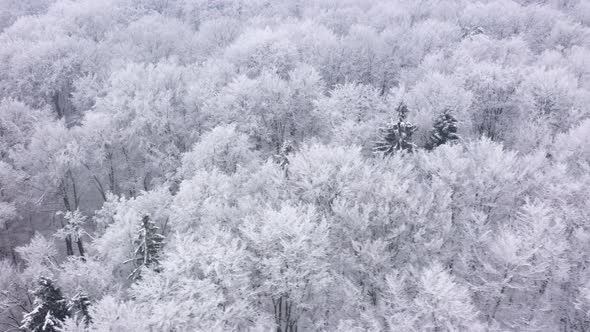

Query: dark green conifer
129 214 165 280
426 110 459 150
373 103 417 156
21 277 69 332
68 292 92 326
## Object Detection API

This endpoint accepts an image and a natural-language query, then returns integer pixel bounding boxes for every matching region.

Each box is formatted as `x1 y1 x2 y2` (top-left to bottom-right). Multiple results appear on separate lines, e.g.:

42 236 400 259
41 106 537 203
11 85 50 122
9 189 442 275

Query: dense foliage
1 0 590 331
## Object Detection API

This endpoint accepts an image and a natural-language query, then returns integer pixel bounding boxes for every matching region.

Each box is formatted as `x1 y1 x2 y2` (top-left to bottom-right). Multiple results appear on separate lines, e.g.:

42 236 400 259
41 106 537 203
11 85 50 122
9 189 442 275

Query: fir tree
274 140 293 168
68 292 92 327
21 277 69 332
273 140 294 178
425 110 459 150
461 25 485 38
373 103 417 156
128 214 165 280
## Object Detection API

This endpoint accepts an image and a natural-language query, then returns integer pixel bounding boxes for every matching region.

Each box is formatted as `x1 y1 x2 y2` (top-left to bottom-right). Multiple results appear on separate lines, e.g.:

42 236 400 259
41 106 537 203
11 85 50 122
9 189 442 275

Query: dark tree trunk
65 235 74 256
77 238 85 257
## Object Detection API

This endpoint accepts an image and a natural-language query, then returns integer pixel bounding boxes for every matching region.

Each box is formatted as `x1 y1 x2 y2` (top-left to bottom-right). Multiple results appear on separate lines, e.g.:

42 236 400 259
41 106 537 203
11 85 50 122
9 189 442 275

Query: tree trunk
77 238 85 257
65 235 74 256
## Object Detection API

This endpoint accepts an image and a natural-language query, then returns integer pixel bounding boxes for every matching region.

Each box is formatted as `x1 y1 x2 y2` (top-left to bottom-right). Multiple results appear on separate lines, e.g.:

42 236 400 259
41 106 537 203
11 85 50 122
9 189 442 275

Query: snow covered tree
179 124 259 178
241 203 332 331
21 277 69 332
128 214 165 280
67 292 91 327
425 110 460 150
373 103 418 156
0 99 52 231
79 296 149 332
12 116 91 257
405 72 473 148
463 62 521 142
0 259 29 332
54 210 87 257
273 140 293 173
468 199 568 330
15 234 58 287
206 65 324 153
316 82 389 154
410 263 483 331
92 188 172 283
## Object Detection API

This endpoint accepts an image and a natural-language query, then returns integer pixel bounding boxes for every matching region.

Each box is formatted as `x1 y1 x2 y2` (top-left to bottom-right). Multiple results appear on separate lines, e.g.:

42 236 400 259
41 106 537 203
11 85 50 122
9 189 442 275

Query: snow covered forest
1 0 590 330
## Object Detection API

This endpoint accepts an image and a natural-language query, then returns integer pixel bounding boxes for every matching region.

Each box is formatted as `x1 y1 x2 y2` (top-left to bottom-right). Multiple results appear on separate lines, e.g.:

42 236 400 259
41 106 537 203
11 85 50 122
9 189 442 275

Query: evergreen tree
67 292 92 327
21 277 69 332
274 140 294 168
273 140 294 178
425 110 459 150
129 215 165 280
373 103 417 156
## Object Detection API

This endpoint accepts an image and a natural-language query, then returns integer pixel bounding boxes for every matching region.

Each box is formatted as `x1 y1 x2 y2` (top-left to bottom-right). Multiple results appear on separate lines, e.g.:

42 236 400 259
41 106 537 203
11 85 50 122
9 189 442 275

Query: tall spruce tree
425 110 459 150
373 103 417 156
21 277 69 332
274 140 294 178
274 140 294 169
68 292 92 327
128 215 165 280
